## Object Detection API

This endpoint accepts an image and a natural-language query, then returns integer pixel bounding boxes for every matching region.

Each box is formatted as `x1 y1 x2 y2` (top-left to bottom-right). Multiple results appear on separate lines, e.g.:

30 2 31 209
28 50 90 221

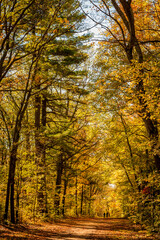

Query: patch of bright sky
78 0 107 39
109 183 116 188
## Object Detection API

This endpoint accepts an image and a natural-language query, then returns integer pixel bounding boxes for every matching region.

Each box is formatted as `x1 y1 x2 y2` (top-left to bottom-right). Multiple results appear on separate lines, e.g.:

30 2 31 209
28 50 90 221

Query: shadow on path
0 218 157 240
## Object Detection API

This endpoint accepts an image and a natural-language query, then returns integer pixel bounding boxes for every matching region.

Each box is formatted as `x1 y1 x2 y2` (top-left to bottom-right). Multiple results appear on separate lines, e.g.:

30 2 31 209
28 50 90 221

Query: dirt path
0 218 159 240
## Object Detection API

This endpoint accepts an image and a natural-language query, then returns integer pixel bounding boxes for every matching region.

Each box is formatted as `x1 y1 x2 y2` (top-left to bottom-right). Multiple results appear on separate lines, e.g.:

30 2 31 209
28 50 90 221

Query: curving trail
0 218 158 240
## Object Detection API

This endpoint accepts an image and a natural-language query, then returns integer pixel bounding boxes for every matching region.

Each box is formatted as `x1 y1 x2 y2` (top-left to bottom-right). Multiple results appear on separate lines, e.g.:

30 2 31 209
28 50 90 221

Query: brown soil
0 218 159 240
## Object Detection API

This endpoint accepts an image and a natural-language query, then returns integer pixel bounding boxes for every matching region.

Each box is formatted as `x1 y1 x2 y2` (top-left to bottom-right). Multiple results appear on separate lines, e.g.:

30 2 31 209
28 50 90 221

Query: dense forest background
0 0 160 234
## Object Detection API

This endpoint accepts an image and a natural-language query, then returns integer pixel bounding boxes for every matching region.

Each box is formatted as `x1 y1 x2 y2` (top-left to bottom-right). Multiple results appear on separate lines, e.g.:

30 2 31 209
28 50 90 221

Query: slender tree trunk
4 126 20 223
26 111 31 162
41 96 48 214
119 113 140 191
88 184 92 216
75 175 78 216
35 92 42 214
119 158 134 190
35 92 47 214
80 185 83 215
15 162 22 224
54 153 64 216
16 189 19 223
62 178 68 217
4 134 19 223
4 172 11 222
35 92 48 215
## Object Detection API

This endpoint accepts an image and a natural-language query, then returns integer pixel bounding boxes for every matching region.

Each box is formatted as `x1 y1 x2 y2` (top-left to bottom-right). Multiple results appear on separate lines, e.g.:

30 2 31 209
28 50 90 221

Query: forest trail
0 218 159 240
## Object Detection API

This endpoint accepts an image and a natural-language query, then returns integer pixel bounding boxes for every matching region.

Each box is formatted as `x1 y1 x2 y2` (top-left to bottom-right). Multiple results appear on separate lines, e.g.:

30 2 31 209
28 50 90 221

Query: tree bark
4 83 31 223
35 90 48 216
62 177 68 217
41 96 48 215
80 184 84 215
4 117 23 223
75 175 78 216
88 184 92 216
54 153 64 216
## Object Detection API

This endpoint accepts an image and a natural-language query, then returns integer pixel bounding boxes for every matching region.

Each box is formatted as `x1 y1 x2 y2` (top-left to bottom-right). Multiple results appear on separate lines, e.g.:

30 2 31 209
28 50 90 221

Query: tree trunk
4 136 19 223
62 178 68 217
25 111 31 162
4 87 31 223
88 185 91 216
16 188 20 224
15 162 22 224
35 92 48 215
35 93 42 214
119 113 140 191
80 184 83 215
75 175 78 216
54 153 64 216
41 96 48 215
